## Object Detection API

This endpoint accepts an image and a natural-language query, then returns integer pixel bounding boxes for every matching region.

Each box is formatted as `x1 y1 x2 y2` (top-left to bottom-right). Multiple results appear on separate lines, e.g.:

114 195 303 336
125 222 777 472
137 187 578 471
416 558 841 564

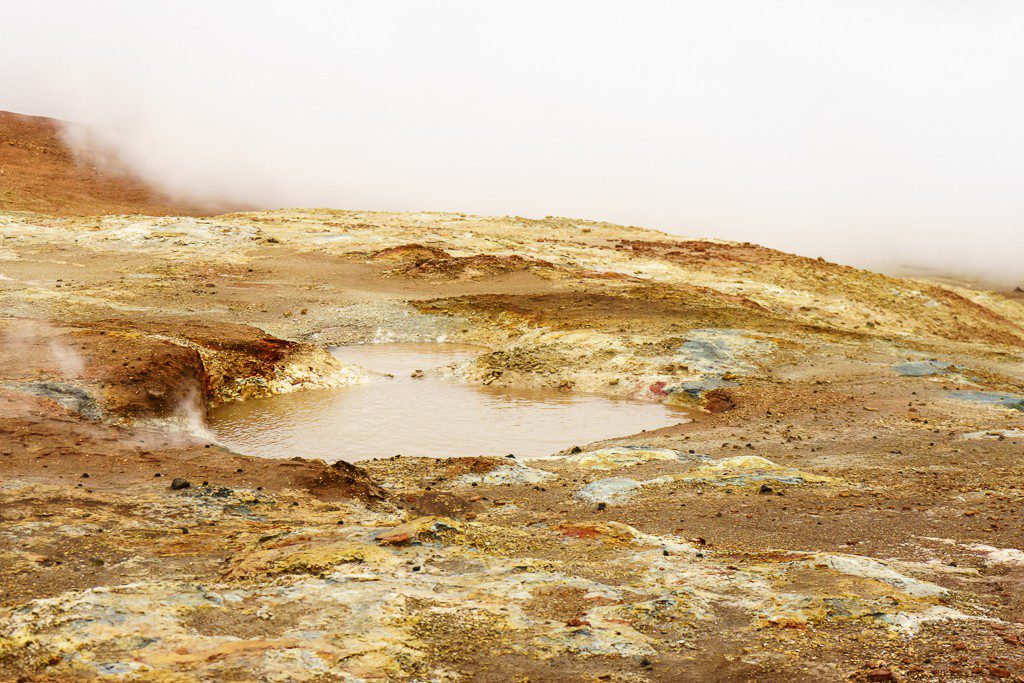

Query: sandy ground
0 208 1023 681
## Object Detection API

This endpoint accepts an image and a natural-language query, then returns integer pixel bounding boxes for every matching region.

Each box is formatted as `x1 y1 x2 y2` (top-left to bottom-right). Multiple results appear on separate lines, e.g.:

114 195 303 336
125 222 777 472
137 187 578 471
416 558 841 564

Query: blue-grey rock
893 360 952 377
948 390 1024 411
678 376 736 398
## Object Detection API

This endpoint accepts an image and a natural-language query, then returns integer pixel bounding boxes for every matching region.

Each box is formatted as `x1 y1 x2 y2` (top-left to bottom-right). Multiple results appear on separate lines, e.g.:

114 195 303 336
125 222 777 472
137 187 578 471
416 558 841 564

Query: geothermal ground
2 114 1024 681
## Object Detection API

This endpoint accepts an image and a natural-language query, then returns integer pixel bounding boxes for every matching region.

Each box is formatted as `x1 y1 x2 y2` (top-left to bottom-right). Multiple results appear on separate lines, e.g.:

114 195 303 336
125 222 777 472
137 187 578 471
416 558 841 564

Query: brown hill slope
0 110 221 216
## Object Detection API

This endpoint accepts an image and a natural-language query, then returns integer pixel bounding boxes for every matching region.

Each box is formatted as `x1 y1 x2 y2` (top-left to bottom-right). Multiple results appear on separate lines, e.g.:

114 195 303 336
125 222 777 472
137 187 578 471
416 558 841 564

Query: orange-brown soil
0 110 228 216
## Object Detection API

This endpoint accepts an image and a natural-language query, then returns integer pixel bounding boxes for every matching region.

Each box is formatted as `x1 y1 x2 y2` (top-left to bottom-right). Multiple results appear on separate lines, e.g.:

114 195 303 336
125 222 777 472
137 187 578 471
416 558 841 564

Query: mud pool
210 343 689 461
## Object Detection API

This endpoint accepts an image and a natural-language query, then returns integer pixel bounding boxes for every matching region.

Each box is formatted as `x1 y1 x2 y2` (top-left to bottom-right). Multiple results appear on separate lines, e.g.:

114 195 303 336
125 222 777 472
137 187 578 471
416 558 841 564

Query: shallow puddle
209 343 689 462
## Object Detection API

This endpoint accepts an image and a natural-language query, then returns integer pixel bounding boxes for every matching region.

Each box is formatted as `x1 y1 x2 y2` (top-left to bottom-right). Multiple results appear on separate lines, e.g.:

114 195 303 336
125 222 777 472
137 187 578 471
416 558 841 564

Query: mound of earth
366 243 557 280
0 110 227 216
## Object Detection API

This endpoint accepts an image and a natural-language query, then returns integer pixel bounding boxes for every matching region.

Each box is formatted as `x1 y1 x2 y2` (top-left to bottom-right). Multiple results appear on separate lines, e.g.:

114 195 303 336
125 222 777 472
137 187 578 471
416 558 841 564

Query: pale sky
3 1 1023 281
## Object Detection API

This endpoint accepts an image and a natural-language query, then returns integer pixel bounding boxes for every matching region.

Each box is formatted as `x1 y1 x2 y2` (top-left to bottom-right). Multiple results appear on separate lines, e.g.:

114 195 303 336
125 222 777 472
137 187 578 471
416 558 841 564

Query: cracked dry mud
1 208 1023 682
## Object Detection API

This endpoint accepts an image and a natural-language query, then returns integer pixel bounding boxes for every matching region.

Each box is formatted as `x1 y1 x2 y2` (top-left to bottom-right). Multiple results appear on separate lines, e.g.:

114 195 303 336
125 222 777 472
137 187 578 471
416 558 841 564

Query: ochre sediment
1 207 1023 680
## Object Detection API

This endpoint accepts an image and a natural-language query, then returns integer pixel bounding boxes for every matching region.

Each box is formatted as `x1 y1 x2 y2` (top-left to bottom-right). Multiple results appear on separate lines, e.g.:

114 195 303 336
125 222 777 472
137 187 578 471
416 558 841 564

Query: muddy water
209 343 689 462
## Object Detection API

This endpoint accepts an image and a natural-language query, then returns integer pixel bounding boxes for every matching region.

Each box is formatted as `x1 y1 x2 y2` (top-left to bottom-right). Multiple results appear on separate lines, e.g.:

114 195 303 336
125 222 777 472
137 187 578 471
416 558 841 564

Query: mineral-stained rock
452 463 557 486
568 446 689 470
376 516 464 546
573 477 644 505
678 455 833 489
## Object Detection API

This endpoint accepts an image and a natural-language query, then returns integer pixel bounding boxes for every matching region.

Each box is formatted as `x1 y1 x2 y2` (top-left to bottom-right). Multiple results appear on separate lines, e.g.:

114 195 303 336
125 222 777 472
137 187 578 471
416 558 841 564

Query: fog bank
3 1 1023 283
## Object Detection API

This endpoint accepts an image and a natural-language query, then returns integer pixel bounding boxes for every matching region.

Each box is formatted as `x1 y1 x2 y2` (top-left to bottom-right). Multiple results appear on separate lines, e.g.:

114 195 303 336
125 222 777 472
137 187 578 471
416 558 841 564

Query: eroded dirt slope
0 111 222 216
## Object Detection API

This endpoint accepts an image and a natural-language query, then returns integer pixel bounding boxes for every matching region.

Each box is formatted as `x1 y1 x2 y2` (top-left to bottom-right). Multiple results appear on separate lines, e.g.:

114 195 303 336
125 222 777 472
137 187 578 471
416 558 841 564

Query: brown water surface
209 343 689 462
